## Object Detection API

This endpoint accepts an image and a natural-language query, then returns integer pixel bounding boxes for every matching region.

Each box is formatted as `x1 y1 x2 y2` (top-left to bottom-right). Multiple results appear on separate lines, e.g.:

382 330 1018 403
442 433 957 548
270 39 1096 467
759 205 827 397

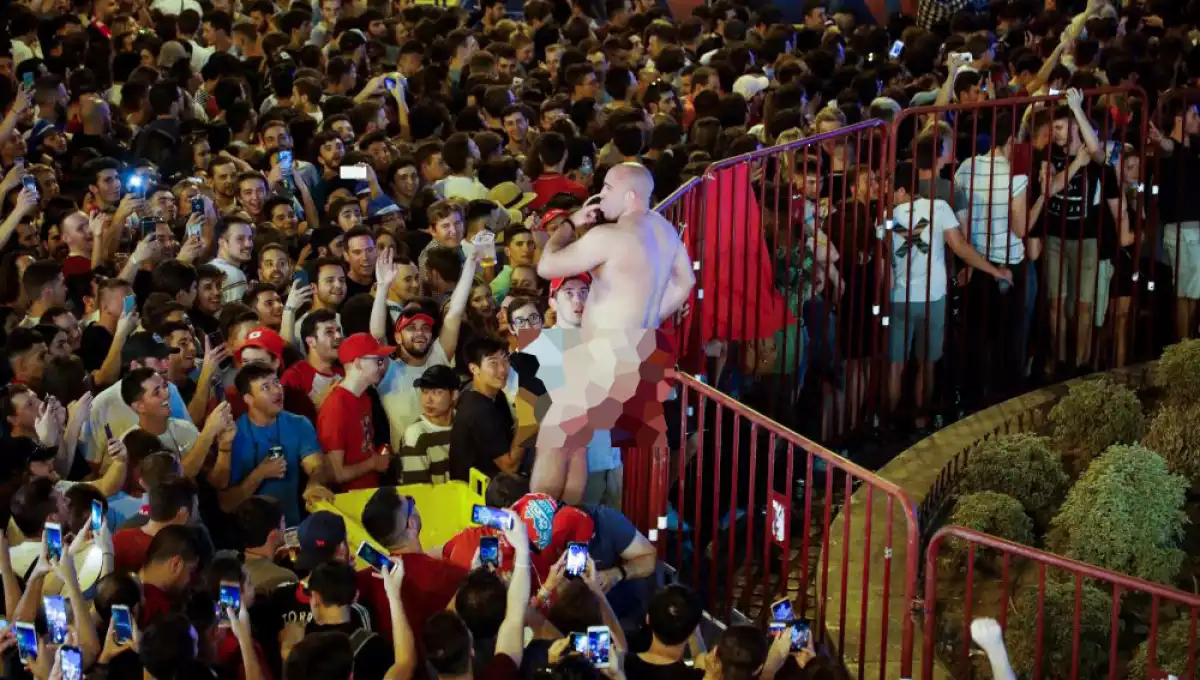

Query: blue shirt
580 504 652 622
229 411 322 525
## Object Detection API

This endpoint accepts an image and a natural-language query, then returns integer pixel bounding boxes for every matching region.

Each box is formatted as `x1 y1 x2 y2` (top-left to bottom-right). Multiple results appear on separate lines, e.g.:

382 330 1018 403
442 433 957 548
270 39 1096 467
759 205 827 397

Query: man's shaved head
599 162 654 220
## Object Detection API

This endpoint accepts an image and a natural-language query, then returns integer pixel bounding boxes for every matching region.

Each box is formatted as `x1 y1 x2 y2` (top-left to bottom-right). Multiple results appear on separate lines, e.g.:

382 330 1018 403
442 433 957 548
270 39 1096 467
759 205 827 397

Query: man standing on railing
529 162 695 503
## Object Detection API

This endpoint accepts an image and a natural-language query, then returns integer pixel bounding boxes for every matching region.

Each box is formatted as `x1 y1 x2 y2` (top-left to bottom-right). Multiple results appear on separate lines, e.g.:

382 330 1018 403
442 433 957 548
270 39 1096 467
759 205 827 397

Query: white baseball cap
733 74 770 100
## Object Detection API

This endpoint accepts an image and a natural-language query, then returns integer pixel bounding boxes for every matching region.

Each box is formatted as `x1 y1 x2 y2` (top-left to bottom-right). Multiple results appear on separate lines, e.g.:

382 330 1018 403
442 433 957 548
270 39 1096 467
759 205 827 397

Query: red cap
338 332 395 365
237 327 284 363
393 312 435 335
536 209 571 232
549 272 592 297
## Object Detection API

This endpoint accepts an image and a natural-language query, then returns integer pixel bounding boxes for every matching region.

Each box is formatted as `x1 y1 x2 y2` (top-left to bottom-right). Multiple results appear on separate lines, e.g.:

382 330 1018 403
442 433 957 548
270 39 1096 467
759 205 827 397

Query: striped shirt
399 416 453 484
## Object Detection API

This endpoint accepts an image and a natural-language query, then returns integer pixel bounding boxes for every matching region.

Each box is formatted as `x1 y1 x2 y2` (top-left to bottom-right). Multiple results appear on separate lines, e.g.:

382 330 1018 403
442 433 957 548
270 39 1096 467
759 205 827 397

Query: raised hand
375 246 398 289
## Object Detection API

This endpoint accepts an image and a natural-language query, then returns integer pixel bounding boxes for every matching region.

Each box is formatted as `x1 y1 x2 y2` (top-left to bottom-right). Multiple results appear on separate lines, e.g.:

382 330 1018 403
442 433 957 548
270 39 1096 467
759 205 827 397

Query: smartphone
218 583 241 622
384 77 397 91
283 528 300 549
123 294 137 316
23 72 34 88
111 604 133 644
43 595 68 644
187 221 202 239
0 619 8 635
471 505 514 531
565 542 588 578
339 165 368 180
139 216 157 239
21 175 37 194
356 541 393 571
278 150 293 170
91 500 104 533
190 196 204 215
45 522 63 561
293 269 310 287
569 631 587 655
207 331 224 348
770 597 795 622
890 40 905 58
954 51 974 62
15 622 37 663
59 646 83 680
1049 88 1062 95
127 173 145 198
586 626 611 668
792 619 811 651
479 536 500 568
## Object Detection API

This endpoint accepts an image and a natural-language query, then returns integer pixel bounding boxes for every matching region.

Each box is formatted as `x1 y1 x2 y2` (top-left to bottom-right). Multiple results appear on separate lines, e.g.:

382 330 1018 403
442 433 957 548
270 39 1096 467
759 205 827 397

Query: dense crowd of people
0 0 1193 676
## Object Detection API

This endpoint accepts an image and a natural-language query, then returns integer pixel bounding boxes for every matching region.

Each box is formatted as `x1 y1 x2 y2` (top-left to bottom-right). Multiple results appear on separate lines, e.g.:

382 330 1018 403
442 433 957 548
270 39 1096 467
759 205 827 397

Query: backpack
349 627 378 657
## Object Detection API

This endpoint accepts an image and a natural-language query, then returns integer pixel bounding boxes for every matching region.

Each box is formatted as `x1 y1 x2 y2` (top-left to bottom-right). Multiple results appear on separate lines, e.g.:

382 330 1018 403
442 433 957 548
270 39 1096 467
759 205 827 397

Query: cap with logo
549 272 592 298
122 331 180 367
237 326 285 363
338 332 396 365
295 510 347 572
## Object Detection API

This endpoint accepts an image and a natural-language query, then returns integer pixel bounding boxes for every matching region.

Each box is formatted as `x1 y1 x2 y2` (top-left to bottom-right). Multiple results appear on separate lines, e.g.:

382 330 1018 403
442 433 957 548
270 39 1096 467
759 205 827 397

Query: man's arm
496 513 531 665
536 223 610 279
325 449 387 484
438 250 481 358
371 249 399 342
188 338 227 426
657 244 696 320
945 226 1008 280
184 402 232 479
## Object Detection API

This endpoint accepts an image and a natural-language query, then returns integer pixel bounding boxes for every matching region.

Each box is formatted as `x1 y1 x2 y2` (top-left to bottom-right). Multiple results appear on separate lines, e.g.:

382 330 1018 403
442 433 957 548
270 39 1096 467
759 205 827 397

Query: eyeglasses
510 312 542 329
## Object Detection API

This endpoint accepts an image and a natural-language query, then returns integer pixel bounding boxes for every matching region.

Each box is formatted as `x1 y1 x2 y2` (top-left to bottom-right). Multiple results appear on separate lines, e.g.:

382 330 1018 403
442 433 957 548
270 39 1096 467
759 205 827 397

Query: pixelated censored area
519 328 676 449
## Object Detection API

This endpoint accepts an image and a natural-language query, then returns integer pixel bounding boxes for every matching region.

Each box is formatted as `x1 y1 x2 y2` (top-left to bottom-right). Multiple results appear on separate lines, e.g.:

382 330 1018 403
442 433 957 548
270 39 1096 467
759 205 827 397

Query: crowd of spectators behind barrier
0 0 1192 675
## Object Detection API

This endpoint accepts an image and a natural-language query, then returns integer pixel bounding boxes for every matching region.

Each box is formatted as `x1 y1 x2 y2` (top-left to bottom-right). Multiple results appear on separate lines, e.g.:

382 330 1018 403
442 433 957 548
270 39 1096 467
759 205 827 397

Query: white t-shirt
379 343 452 450
434 175 490 201
953 155 1028 265
210 257 248 304
130 419 200 459
879 198 960 303
89 379 192 463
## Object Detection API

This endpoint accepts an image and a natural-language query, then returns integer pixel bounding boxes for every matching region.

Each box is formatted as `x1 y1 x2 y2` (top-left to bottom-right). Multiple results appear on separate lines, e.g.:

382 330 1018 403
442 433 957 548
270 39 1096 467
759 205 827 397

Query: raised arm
536 221 609 280
382 561 416 680
371 248 399 342
438 249 481 358
496 513 532 666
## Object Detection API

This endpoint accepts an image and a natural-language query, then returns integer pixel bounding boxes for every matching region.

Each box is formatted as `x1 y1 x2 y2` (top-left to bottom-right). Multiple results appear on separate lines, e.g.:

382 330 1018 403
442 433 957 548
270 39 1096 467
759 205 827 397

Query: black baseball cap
295 511 347 572
413 365 461 390
121 331 180 366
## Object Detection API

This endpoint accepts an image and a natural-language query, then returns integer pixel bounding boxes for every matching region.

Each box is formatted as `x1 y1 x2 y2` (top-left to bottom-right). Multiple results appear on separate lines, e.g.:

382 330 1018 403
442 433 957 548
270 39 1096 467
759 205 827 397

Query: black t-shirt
307 621 395 680
1042 149 1121 243
448 386 514 481
80 323 114 373
344 276 373 303
623 655 704 680
255 581 373 680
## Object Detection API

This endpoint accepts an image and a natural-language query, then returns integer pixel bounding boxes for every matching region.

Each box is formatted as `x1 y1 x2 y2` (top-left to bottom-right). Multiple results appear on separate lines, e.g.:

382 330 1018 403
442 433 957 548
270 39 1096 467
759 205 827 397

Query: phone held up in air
111 604 134 644
471 505 514 531
479 536 500 569
565 542 588 578
356 541 394 572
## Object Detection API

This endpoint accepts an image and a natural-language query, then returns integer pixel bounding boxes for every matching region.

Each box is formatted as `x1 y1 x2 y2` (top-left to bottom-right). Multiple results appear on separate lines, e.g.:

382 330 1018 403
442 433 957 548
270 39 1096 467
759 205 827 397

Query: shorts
1163 222 1200 299
1045 236 1113 318
583 467 623 509
888 298 947 362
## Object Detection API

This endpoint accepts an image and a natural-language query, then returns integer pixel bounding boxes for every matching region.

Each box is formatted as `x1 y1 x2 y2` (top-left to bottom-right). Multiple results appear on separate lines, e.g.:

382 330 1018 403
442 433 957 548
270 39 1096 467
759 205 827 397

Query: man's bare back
580 210 690 330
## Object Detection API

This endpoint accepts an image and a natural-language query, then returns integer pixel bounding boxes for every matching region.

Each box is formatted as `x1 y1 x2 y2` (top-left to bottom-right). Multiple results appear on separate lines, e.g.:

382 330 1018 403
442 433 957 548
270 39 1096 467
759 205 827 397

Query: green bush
1049 378 1144 465
1006 581 1114 680
1143 402 1200 485
1050 445 1188 584
1127 619 1197 680
957 434 1069 522
944 492 1034 566
1157 339 1200 406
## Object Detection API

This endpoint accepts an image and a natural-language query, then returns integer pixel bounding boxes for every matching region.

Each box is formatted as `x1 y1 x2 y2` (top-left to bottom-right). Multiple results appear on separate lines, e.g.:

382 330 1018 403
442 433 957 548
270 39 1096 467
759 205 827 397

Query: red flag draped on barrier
684 162 796 347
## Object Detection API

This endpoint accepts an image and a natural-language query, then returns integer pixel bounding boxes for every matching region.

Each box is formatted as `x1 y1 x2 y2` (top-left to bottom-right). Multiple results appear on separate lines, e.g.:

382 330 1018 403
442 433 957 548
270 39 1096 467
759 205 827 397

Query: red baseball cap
237 327 284 363
338 332 395 365
536 208 572 232
393 311 436 335
549 272 592 298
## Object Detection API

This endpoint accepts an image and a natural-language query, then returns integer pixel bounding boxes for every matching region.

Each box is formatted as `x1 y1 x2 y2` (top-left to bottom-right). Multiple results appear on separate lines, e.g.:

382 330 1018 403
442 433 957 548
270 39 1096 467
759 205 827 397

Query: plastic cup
473 230 497 266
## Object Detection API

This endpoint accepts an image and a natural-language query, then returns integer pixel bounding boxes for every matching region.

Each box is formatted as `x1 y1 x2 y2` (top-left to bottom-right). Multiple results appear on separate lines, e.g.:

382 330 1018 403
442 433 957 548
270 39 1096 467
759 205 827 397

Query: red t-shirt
112 528 155 573
477 652 519 680
317 386 381 490
281 361 343 405
355 553 467 644
215 629 275 680
63 255 92 277
530 174 588 211
139 582 173 626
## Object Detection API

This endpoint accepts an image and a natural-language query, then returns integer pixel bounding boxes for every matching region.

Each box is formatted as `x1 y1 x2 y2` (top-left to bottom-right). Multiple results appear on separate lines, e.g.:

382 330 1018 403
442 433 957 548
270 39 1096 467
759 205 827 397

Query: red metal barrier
628 373 921 680
923 526 1200 680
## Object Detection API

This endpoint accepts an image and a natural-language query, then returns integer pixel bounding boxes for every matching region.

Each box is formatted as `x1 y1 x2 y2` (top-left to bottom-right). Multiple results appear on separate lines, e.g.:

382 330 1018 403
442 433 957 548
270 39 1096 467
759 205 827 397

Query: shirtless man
529 162 695 501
